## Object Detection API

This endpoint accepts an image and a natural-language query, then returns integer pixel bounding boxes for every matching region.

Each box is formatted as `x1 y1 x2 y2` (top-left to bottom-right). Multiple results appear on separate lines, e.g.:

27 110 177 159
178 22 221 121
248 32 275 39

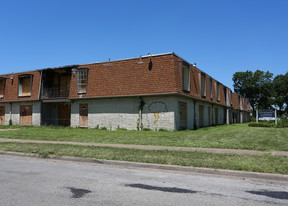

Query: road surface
0 155 287 205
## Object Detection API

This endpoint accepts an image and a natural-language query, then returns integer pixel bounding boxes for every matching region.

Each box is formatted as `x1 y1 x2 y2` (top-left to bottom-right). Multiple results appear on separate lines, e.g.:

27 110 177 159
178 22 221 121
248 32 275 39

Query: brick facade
0 52 251 129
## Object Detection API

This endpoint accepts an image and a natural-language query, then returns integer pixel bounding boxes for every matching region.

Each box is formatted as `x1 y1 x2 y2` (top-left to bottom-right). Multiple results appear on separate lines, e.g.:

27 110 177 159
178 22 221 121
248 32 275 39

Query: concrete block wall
71 97 139 130
0 101 41 126
71 96 178 131
141 96 177 131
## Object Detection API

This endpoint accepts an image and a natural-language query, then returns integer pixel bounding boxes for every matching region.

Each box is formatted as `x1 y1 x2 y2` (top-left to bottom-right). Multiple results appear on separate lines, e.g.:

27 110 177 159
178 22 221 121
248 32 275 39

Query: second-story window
209 78 213 99
201 73 206 97
224 87 227 105
230 91 233 106
181 62 190 92
216 83 220 102
18 75 33 97
77 69 88 94
0 78 5 98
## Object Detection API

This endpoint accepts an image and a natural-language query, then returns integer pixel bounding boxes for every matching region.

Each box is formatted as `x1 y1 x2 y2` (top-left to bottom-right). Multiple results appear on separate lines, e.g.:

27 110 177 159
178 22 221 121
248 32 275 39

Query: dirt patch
0 128 21 131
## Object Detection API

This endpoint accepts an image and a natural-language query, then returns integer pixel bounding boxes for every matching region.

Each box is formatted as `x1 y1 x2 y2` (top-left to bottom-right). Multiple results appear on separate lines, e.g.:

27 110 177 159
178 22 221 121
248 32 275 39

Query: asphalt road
0 155 287 206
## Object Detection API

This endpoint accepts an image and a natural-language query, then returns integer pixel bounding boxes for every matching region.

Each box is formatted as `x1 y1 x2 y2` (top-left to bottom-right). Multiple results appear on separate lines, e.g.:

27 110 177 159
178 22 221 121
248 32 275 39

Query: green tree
272 72 288 115
232 70 273 113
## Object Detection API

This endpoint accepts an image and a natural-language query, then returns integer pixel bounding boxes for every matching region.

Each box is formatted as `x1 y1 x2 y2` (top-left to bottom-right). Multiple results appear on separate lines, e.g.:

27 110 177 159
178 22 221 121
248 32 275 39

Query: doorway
0 106 5 125
179 101 187 130
20 105 32 125
79 104 88 127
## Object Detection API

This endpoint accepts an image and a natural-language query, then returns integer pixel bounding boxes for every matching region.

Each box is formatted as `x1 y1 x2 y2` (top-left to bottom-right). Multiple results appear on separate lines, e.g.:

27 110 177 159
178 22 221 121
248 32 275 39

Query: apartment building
0 53 251 130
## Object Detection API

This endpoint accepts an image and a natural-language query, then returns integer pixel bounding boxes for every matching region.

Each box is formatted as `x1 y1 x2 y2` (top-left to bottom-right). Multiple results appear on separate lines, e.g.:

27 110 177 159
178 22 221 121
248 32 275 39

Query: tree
232 70 273 113
272 72 288 115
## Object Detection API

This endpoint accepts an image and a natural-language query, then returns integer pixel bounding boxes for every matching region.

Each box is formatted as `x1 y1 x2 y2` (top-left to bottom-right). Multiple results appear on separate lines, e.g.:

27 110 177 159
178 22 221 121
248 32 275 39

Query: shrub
142 128 151 131
100 127 107 130
248 122 273 127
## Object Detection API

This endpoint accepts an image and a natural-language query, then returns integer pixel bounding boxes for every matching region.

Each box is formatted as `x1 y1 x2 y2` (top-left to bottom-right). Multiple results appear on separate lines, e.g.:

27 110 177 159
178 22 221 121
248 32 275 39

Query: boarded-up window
181 62 190 92
18 75 33 97
0 78 5 98
20 105 32 125
224 87 227 105
77 69 88 93
209 79 212 99
216 83 220 102
201 74 206 97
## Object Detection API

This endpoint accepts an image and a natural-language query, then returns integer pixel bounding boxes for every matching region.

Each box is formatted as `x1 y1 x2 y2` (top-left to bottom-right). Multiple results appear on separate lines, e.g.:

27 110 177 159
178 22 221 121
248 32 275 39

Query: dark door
179 102 187 130
215 107 218 125
58 104 70 126
0 106 5 125
199 105 204 128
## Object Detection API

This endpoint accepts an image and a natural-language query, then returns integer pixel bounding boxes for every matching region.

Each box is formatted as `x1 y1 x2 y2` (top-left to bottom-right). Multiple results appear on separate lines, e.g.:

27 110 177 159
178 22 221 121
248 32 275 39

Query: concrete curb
1 151 287 183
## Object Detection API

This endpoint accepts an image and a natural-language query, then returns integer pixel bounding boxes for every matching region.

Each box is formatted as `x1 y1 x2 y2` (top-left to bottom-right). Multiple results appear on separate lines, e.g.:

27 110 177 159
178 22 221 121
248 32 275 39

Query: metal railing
41 87 69 99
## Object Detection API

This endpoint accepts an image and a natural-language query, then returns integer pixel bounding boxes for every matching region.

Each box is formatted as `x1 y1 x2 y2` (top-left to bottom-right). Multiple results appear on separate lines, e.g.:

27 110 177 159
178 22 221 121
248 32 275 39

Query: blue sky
0 0 287 90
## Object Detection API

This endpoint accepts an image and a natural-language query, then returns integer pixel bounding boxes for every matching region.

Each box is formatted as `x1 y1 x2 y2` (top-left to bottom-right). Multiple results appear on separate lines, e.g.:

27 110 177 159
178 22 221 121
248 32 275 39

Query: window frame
201 73 206 97
209 78 213 99
0 77 6 98
216 83 220 102
181 62 190 92
18 74 33 97
223 87 227 105
77 68 88 94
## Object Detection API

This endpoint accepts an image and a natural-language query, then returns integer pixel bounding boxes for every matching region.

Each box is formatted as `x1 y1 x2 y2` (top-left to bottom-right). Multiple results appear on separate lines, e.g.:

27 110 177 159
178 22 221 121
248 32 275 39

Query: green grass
0 124 288 151
0 124 287 151
0 142 287 174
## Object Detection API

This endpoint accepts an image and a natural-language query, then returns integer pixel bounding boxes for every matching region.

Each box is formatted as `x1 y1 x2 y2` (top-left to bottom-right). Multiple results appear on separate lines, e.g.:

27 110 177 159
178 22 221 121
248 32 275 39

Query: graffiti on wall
148 102 168 123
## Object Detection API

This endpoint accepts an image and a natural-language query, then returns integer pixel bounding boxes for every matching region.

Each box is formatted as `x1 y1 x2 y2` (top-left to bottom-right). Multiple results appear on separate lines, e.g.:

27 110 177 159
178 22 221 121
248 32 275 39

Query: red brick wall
232 93 240 109
69 54 178 99
0 71 40 102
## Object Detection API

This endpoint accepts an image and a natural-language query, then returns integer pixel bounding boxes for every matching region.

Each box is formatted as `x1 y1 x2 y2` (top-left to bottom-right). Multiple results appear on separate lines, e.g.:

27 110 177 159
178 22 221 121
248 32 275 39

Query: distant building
0 53 251 130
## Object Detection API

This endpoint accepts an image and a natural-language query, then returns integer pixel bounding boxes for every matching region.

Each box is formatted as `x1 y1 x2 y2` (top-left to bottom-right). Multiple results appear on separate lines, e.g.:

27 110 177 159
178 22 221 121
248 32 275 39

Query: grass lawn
0 123 287 151
0 142 287 174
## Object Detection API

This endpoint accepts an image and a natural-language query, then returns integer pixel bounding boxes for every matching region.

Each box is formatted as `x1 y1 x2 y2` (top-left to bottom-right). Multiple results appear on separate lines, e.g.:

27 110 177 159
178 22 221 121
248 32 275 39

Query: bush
276 115 288 128
100 127 107 130
158 128 168 132
248 122 273 127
